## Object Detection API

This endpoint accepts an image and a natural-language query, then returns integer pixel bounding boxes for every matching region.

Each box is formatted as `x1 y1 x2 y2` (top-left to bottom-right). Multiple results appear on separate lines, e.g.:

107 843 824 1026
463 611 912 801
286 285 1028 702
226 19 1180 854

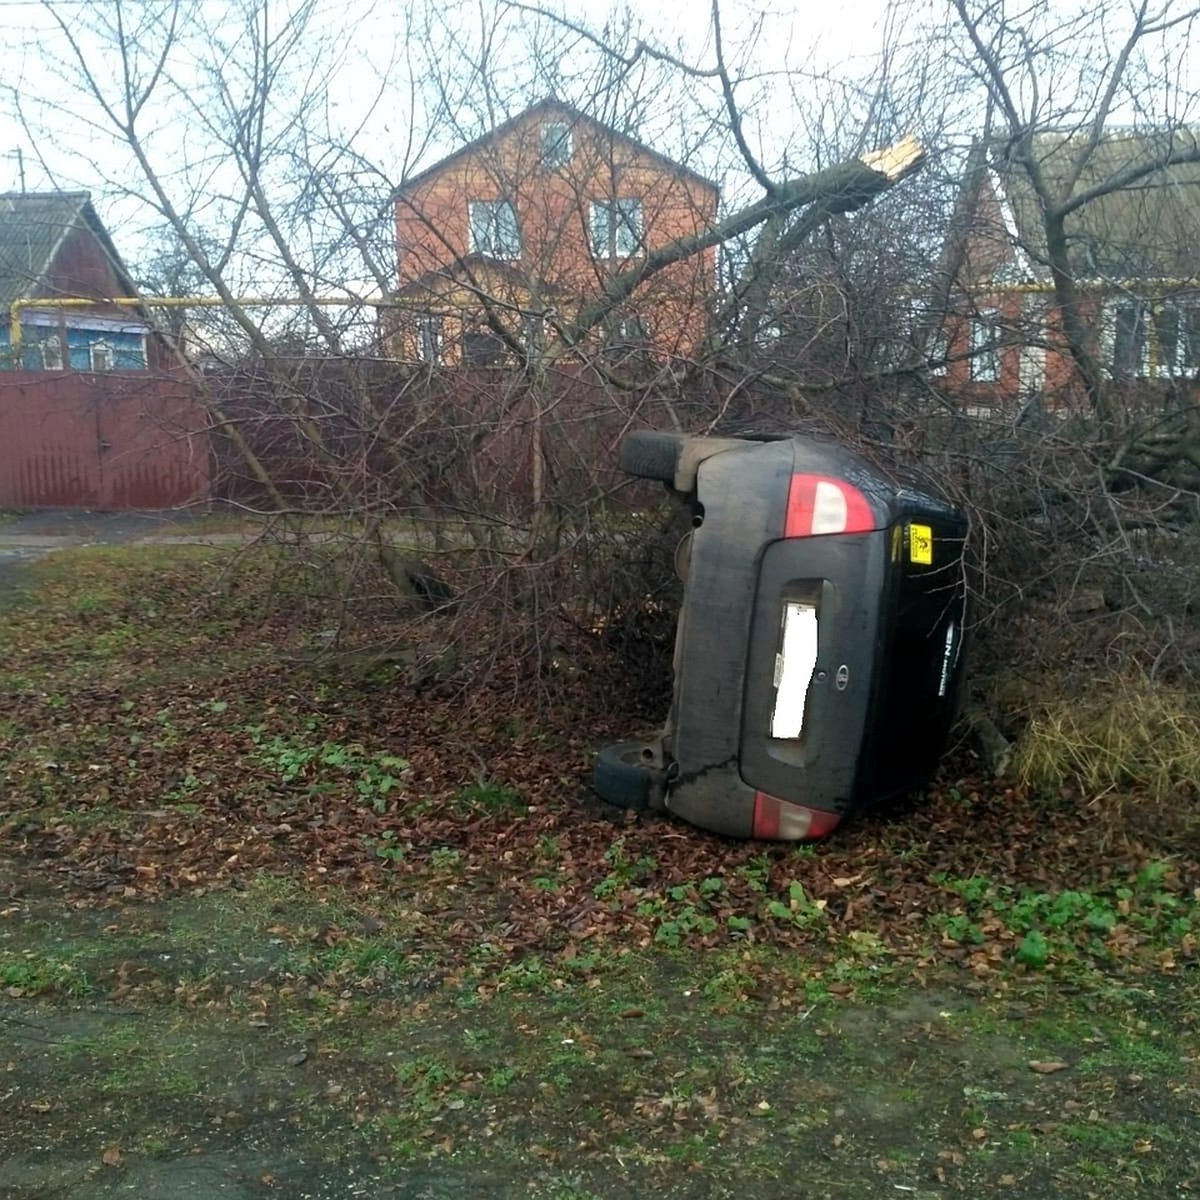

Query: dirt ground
4 867 1197 1200
1 525 1197 1199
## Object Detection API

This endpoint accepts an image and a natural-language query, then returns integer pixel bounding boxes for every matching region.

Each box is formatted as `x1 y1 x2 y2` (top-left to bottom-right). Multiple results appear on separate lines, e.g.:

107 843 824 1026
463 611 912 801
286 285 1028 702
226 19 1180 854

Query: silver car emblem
835 664 850 691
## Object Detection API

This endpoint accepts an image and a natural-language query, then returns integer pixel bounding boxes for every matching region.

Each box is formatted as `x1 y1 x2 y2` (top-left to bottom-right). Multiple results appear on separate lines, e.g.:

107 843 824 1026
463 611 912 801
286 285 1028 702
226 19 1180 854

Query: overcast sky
3 0 909 194
3 0 1196 288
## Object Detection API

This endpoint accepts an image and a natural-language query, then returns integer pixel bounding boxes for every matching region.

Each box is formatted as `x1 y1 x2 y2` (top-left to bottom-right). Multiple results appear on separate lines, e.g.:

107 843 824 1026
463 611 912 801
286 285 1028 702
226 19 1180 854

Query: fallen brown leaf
1029 1060 1070 1074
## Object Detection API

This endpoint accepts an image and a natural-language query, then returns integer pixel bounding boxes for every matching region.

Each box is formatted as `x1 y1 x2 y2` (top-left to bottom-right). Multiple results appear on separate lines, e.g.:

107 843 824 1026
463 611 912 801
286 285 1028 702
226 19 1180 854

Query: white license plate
771 602 819 739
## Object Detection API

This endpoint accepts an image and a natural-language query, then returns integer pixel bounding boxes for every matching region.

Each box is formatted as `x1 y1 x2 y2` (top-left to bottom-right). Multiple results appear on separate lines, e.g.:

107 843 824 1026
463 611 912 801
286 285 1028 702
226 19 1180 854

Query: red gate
0 369 211 509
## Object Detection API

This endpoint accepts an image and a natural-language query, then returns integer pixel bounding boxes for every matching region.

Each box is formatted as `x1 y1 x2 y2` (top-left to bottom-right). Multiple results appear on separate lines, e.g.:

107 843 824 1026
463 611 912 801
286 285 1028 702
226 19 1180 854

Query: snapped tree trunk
559 136 926 355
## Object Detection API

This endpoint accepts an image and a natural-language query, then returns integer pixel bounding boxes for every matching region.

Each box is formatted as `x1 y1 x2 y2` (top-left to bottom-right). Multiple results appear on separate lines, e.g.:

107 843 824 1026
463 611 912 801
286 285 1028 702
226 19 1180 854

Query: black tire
593 741 666 810
618 431 686 482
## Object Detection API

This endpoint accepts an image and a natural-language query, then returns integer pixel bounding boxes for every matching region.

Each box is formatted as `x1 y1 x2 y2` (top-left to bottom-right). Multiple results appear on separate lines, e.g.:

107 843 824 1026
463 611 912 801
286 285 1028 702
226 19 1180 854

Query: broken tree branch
560 135 926 352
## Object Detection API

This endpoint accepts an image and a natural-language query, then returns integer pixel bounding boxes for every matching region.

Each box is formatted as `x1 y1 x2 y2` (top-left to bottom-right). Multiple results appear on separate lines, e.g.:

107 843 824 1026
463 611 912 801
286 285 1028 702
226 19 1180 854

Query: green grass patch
452 779 527 816
0 950 92 997
929 863 1196 970
2 872 1198 1196
246 726 409 814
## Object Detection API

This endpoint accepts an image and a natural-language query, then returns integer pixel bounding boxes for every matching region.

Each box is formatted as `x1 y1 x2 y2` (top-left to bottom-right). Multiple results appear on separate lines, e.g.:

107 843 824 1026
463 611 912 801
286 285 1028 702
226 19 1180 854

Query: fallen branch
560 136 926 351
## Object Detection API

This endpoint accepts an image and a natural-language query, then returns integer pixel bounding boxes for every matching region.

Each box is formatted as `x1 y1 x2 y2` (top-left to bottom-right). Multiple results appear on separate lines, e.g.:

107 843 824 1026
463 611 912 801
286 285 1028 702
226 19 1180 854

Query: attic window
90 340 113 372
468 199 521 260
540 122 572 169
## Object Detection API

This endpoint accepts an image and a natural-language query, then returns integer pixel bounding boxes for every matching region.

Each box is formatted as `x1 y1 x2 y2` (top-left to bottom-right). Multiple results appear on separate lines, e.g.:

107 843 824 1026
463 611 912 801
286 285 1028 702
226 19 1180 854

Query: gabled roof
963 130 1200 285
0 191 138 308
395 97 719 198
931 141 991 295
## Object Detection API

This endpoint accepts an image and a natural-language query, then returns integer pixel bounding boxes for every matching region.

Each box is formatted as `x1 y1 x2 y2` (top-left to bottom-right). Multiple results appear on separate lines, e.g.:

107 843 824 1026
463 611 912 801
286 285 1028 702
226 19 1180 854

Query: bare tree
882 0 1200 791
942 1 1200 435
9 0 929 686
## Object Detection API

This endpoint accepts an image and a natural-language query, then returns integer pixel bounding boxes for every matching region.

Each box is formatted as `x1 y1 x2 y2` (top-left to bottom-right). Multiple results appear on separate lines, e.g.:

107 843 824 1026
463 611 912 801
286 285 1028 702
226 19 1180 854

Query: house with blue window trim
0 192 212 510
0 191 155 372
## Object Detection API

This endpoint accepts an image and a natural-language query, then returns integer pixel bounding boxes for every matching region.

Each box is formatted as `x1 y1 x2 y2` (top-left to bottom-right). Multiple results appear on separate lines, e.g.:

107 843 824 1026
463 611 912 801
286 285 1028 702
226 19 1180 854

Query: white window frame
522 312 545 353
540 122 572 169
90 340 114 371
590 198 644 259
613 314 647 343
1150 302 1176 378
1017 297 1046 393
969 310 1001 382
1152 298 1200 378
416 313 443 365
467 199 521 260
1181 300 1200 375
20 313 150 371
40 336 64 370
1098 301 1117 376
1103 298 1151 379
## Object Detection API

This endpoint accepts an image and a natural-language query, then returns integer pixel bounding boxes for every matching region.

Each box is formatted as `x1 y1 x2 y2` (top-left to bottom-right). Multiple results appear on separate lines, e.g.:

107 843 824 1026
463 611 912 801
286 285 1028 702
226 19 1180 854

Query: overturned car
595 431 968 841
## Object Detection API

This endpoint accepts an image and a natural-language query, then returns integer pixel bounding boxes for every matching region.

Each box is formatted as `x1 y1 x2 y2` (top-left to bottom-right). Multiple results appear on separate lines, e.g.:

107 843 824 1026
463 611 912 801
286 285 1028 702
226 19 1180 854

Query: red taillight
752 791 843 841
784 474 877 537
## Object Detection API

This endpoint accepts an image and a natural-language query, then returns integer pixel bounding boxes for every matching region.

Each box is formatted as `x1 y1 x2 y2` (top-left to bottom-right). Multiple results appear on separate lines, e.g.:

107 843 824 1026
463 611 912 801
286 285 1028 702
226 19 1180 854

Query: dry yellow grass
1015 673 1200 804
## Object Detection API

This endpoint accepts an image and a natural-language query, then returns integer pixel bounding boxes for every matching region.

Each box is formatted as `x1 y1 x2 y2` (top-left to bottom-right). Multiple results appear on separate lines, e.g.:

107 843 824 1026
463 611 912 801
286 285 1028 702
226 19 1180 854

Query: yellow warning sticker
909 524 933 565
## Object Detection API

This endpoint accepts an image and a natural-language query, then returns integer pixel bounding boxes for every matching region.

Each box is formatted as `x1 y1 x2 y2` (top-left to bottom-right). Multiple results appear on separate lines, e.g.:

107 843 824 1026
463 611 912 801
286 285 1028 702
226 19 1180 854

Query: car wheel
618 432 687 482
593 741 667 810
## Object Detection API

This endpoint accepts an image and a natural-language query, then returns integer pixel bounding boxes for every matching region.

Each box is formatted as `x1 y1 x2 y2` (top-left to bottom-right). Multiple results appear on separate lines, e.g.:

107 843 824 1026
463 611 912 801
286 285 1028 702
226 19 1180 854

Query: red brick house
938 132 1200 410
391 99 719 365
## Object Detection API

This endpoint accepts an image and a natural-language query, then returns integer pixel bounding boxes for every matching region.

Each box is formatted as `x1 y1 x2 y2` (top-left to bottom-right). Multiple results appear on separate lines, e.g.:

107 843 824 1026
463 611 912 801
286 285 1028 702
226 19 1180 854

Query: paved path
0 508 248 543
0 509 422 592
0 510 254 594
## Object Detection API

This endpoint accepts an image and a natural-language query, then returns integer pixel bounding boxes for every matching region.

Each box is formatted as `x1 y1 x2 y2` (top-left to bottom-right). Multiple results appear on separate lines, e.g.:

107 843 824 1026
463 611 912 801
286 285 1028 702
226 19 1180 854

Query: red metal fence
0 370 211 509
206 361 684 512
